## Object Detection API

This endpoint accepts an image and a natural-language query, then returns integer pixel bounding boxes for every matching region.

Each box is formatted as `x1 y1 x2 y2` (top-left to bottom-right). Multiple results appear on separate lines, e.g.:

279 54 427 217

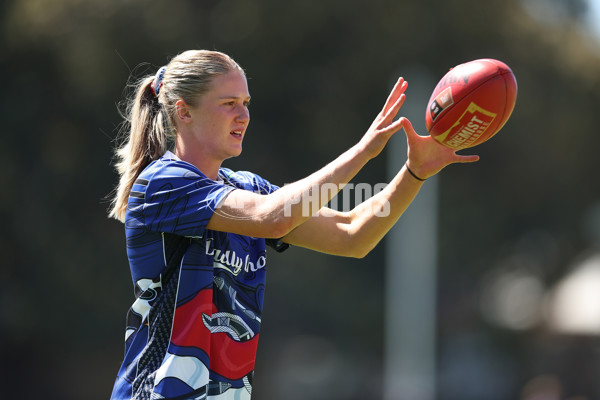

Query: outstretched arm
281 119 480 257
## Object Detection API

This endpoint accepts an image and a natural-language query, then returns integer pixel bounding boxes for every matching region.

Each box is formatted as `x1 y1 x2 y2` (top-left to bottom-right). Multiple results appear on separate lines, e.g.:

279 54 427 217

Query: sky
521 0 600 45
587 0 600 39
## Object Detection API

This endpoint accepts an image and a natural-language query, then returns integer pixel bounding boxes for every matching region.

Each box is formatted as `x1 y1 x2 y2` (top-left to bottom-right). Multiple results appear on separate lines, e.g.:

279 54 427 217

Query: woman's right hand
359 77 409 160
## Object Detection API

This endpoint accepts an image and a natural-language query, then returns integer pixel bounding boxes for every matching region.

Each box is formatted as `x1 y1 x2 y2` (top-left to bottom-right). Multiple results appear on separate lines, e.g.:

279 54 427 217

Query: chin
225 148 243 160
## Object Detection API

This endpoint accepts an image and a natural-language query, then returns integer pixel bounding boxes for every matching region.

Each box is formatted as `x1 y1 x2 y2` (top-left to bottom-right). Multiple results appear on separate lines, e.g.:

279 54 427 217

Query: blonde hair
109 50 244 222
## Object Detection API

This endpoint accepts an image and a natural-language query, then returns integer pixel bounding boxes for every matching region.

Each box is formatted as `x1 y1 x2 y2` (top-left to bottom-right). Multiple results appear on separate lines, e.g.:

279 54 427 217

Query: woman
108 50 478 400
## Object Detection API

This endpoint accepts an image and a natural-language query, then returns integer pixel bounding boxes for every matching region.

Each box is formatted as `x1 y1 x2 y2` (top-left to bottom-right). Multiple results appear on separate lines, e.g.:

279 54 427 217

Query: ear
175 99 193 124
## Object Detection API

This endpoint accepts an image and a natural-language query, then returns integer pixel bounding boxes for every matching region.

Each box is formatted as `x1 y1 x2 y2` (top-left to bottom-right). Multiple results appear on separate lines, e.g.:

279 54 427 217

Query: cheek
191 107 233 135
201 112 226 129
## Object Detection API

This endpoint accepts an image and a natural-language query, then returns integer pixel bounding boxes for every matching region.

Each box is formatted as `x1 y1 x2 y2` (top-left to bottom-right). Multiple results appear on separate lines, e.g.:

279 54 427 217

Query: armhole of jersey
265 238 290 253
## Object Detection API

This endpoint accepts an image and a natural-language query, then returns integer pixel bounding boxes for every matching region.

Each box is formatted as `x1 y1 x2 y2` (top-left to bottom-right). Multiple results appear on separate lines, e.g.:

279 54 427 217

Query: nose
236 104 250 123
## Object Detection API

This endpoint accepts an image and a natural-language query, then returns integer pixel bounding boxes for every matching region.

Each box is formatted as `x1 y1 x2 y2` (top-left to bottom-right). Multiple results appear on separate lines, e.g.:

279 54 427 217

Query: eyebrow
218 95 251 101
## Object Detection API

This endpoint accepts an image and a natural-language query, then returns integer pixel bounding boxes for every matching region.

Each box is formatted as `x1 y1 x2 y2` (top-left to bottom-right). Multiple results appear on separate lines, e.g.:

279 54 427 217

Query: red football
425 59 517 150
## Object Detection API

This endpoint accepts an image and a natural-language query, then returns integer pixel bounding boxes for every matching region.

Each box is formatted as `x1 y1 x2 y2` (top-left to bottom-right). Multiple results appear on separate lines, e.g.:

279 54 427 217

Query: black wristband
405 163 426 181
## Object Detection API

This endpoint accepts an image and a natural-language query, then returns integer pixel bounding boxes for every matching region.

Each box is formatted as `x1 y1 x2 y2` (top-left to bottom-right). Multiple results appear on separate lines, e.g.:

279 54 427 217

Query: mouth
230 129 243 138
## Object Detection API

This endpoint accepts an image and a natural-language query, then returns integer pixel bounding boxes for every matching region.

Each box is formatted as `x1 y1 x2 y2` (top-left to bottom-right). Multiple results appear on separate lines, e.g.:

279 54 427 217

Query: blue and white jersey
110 151 283 400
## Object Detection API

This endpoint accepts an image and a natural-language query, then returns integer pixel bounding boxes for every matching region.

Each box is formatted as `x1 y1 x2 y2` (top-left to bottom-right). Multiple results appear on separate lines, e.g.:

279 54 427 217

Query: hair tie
150 66 167 96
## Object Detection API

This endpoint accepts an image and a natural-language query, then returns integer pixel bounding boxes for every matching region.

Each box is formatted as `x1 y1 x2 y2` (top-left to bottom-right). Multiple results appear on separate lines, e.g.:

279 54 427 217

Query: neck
174 144 222 181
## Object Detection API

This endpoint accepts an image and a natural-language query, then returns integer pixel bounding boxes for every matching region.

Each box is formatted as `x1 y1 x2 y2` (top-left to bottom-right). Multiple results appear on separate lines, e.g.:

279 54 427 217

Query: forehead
206 70 250 98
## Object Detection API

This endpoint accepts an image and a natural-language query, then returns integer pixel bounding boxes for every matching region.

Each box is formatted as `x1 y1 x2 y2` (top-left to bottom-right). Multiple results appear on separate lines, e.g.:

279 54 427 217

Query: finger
401 118 422 140
453 154 480 163
380 93 406 124
381 78 407 116
382 78 404 110
379 116 405 136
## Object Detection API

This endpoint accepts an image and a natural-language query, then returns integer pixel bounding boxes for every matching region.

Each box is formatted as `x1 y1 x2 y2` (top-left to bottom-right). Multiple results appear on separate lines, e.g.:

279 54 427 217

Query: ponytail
108 75 173 222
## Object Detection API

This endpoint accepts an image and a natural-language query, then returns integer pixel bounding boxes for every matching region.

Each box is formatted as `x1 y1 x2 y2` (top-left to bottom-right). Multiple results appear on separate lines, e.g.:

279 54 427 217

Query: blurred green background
2 0 600 399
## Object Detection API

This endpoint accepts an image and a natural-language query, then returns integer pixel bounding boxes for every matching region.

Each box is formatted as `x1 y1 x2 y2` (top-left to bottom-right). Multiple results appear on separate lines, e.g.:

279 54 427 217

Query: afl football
425 59 517 150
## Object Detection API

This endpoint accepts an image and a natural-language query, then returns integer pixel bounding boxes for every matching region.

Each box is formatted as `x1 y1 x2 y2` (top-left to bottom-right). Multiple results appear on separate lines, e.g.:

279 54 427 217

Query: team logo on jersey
205 238 266 276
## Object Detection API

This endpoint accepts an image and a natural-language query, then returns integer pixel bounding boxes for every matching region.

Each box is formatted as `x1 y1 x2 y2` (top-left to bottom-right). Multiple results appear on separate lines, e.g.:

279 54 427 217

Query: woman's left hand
402 118 480 180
